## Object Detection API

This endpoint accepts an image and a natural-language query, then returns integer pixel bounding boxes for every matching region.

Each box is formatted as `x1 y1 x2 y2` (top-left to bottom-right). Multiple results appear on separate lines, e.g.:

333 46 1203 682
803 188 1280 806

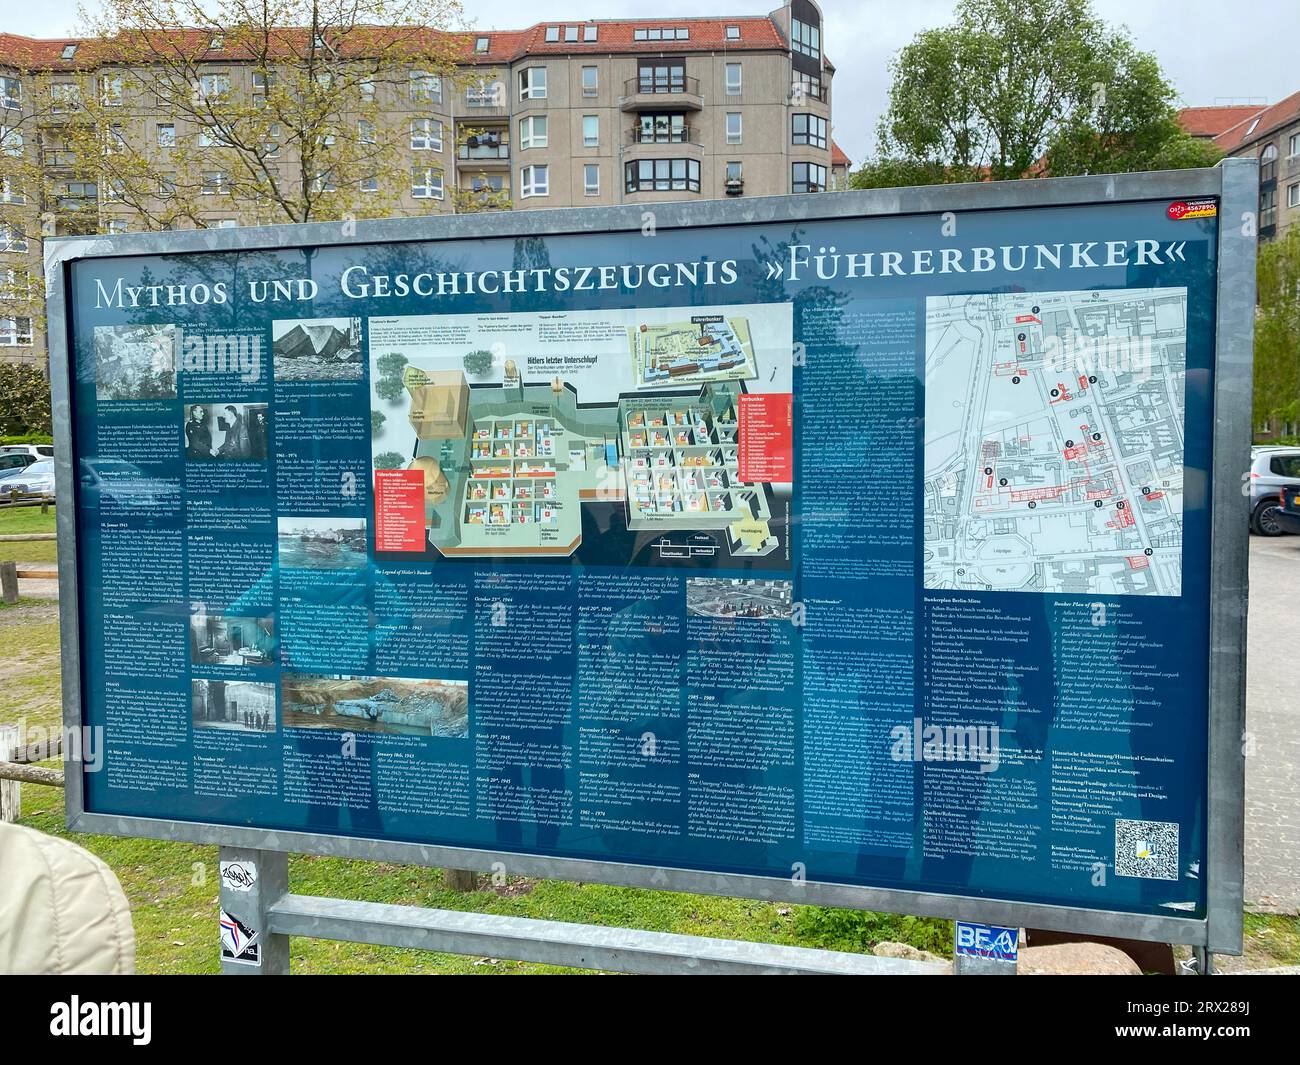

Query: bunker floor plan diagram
368 303 793 561
923 288 1186 597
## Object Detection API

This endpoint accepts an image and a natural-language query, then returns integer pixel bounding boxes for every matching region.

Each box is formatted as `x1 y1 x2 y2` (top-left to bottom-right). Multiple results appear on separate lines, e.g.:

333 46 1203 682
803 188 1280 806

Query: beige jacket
0 822 135 974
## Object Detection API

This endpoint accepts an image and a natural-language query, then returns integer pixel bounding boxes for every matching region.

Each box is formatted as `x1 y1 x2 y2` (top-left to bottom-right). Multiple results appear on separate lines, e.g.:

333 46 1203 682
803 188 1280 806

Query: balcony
621 75 702 113
625 125 703 147
456 131 509 169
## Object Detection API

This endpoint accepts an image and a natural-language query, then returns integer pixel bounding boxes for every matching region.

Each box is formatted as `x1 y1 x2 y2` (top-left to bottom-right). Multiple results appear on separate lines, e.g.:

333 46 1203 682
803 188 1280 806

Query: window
197 126 229 148
791 17 821 60
61 43 77 59
0 77 20 109
582 66 598 96
583 26 597 42
638 60 686 94
725 113 742 144
0 127 22 157
725 63 742 95
1289 132 1300 159
520 164 548 198
0 177 23 204
60 180 97 210
519 115 548 150
462 128 507 158
214 219 236 229
105 124 126 154
0 224 28 252
411 166 443 199
409 70 441 104
199 73 230 100
792 113 827 149
357 119 376 144
582 115 599 148
209 34 224 50
106 219 127 235
792 161 827 193
565 26 579 43
1271 455 1300 477
519 67 547 100
471 174 504 194
1260 143 1278 183
51 82 80 112
0 268 32 298
467 80 503 107
475 37 490 53
100 74 123 106
624 158 700 193
310 170 336 194
637 27 688 40
726 26 740 40
637 114 687 143
792 72 823 103
411 118 442 151
726 161 743 184
360 175 379 193
584 163 599 196
159 173 177 196
360 77 374 102
1260 187 1277 228
157 123 176 147
252 70 276 105
202 170 229 196
262 124 282 156
545 26 560 42
1288 182 1299 209
102 178 124 201
0 317 33 346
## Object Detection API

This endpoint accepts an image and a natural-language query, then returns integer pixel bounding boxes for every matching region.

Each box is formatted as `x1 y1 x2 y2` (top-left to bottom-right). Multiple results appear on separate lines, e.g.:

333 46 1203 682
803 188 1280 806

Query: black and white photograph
191 678 276 733
280 673 469 737
94 323 179 400
272 316 363 381
686 578 794 620
189 606 275 667
277 516 368 569
183 402 269 460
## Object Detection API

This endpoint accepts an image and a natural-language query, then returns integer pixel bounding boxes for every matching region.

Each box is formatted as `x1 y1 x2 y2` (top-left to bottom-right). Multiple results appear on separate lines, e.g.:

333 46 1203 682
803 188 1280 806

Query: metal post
218 847 290 974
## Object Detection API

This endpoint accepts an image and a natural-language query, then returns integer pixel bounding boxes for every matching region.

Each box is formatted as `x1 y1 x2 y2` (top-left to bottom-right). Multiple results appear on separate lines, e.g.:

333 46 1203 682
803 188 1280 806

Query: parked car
0 452 36 475
0 459 55 498
1274 483 1300 536
1249 446 1300 535
0 444 54 460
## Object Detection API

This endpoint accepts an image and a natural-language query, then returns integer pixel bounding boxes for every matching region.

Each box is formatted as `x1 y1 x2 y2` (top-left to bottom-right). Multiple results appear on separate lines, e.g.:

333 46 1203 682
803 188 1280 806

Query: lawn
0 503 57 564
1 597 955 974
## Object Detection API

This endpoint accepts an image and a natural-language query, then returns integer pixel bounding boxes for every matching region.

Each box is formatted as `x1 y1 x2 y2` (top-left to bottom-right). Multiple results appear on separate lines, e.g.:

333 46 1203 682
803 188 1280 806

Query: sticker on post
955 921 1018 962
220 860 258 893
220 910 261 966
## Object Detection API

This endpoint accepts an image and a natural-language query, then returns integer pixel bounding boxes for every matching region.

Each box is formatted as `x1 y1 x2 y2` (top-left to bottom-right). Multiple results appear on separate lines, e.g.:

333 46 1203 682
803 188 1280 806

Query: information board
50 165 1253 950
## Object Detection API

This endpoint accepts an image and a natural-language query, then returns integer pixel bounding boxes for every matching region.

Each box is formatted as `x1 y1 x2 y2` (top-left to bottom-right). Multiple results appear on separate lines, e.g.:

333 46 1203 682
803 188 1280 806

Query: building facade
0 3 844 366
1180 93 1300 242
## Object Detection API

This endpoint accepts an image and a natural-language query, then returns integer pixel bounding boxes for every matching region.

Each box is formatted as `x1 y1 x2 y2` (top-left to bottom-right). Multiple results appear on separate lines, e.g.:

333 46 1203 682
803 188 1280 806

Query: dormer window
564 26 578 42
583 25 597 41
209 35 224 50
545 26 560 42
61 43 78 60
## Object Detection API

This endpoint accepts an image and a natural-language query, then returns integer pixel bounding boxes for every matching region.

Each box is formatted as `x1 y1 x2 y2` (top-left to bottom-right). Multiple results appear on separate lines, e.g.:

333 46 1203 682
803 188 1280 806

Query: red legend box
737 392 793 483
373 469 426 552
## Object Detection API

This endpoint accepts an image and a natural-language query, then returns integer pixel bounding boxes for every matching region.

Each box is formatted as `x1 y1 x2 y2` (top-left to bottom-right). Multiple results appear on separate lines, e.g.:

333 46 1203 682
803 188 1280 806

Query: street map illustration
923 287 1187 597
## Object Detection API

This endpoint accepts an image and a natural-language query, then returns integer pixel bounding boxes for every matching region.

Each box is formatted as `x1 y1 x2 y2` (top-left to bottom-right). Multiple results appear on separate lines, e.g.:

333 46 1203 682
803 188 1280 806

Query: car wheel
1253 497 1285 536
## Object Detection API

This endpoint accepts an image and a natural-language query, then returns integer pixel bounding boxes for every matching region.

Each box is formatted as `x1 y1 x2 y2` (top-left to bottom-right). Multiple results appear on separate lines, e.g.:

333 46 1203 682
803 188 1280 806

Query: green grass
2 599 951 974
0 504 57 564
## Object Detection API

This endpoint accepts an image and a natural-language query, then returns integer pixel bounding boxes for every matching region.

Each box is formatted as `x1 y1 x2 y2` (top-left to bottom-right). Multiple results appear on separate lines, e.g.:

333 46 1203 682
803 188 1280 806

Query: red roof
831 140 851 168
1212 91 1300 153
0 18 792 70
1178 104 1266 139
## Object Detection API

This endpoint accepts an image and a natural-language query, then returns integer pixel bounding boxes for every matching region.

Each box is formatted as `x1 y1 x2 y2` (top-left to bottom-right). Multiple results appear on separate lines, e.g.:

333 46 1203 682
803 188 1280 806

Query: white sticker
220 860 258 893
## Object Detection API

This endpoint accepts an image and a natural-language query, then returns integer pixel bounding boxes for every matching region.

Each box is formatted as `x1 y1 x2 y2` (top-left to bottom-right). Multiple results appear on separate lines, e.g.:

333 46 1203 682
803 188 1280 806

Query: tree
0 363 53 436
372 450 406 469
462 349 492 375
371 408 386 434
1254 228 1300 440
853 0 1220 188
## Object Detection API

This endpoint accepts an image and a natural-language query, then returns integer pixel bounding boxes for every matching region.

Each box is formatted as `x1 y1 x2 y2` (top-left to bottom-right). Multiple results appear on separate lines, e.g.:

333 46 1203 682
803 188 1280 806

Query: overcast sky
8 0 1297 164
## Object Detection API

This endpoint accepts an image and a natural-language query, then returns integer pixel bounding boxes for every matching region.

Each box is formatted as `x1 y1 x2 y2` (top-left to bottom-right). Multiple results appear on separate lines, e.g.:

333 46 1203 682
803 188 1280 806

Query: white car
0 459 56 498
0 444 54 460
1249 446 1300 535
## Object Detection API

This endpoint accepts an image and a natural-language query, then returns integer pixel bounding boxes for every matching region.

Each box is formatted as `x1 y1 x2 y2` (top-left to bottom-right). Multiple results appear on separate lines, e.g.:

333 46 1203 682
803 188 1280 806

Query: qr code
1115 818 1179 880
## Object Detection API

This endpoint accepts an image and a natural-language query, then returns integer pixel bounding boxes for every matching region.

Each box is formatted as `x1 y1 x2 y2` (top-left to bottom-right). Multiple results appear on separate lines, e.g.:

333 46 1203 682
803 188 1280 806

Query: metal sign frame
47 160 1256 959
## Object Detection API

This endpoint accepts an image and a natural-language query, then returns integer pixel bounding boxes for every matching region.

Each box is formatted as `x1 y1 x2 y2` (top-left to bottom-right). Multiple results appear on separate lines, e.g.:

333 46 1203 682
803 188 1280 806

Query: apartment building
1180 92 1300 242
0 2 844 366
